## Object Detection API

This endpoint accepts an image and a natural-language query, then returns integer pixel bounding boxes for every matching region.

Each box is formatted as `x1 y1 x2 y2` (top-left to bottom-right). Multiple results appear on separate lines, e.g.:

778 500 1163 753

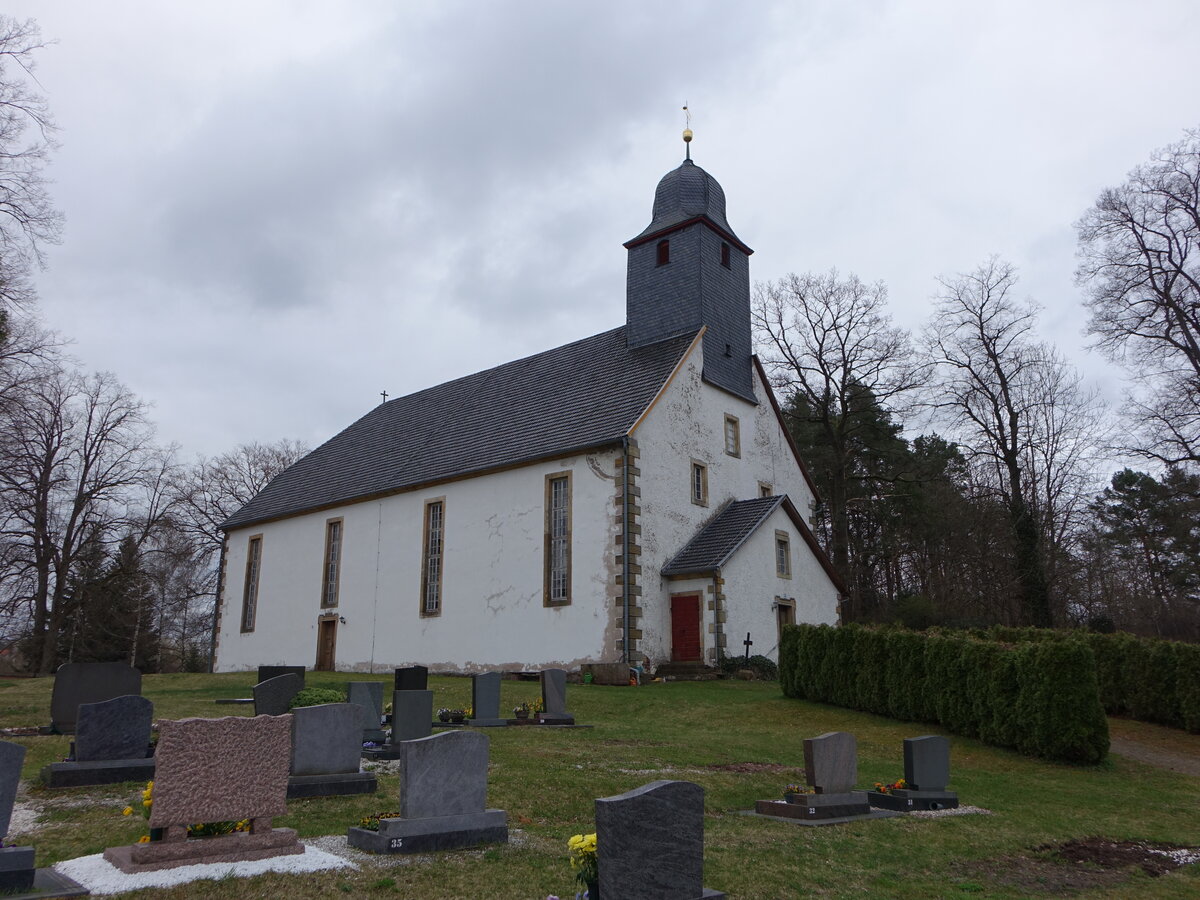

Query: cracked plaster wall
216 448 620 673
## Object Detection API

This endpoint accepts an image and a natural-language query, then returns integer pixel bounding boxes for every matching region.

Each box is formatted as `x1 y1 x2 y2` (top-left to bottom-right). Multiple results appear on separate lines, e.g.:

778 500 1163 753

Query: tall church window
691 461 708 506
656 239 670 266
724 414 741 457
776 531 792 578
721 242 731 268
321 518 342 608
241 535 262 632
421 499 444 616
545 472 572 605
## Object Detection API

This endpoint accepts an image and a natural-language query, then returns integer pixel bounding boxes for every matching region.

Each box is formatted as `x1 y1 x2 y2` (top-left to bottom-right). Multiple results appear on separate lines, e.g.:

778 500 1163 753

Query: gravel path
1109 737 1200 778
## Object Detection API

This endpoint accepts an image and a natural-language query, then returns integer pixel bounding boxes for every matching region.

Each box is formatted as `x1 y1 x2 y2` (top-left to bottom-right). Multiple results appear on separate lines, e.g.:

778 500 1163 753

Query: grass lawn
1 671 1199 899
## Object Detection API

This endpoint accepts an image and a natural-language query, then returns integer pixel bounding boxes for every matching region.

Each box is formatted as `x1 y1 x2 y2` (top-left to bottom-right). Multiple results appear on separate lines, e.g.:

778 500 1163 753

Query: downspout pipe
621 436 631 665
713 567 723 666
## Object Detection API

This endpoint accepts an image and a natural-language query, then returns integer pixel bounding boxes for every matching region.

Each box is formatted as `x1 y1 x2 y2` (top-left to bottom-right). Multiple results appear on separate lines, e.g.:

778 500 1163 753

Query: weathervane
682 103 693 160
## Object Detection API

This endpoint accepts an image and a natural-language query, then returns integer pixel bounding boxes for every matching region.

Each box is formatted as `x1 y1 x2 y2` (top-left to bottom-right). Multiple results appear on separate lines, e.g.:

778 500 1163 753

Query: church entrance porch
670 594 702 663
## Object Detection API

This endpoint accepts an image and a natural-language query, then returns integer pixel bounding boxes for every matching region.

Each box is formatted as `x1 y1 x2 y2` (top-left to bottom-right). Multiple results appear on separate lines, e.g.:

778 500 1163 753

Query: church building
213 141 843 674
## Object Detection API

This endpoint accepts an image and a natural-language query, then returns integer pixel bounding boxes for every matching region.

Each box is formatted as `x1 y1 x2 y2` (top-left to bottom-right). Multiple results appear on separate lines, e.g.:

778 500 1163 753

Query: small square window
691 461 708 506
724 414 740 457
759 482 774 498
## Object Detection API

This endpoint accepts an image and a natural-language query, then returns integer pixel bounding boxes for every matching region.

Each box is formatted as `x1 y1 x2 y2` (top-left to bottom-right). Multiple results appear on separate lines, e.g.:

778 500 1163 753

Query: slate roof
625 158 750 252
221 326 698 530
662 493 847 594
661 496 786 576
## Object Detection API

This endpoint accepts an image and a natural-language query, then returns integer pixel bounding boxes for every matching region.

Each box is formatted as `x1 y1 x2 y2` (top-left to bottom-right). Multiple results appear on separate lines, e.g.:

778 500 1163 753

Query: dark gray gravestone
0 740 35 893
394 666 428 692
291 703 362 776
253 673 303 716
347 682 386 742
904 735 950 791
596 780 724 900
804 732 857 794
346 730 507 854
75 695 152 762
391 690 433 742
0 740 24 839
50 662 142 733
469 672 507 726
257 665 306 686
539 669 574 724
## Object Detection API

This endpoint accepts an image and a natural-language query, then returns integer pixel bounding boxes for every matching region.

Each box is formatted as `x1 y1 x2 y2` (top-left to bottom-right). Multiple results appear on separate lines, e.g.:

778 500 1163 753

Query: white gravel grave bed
52 842 356 895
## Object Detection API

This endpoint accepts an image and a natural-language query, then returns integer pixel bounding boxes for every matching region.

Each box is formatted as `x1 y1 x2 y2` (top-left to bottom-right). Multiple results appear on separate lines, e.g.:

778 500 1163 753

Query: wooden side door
670 594 702 662
316 617 337 671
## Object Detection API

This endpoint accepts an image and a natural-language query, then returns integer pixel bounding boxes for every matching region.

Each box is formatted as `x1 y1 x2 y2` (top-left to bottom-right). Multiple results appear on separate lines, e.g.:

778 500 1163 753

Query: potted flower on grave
567 831 598 899
873 778 906 795
437 707 451 723
448 708 467 724
783 783 815 803
513 702 531 720
122 780 251 843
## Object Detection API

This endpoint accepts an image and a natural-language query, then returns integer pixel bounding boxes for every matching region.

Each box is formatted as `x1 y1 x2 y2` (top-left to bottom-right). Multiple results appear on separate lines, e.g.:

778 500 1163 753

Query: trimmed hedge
972 626 1200 735
779 624 1109 764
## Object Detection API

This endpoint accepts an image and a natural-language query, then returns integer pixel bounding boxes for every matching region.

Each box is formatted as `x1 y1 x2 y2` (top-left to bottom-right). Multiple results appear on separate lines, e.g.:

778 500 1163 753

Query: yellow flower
142 799 151 807
122 806 133 816
137 835 150 844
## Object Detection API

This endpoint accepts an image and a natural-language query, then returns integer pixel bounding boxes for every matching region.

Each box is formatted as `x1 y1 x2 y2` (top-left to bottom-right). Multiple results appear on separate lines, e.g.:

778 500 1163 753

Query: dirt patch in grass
706 762 803 774
956 837 1200 894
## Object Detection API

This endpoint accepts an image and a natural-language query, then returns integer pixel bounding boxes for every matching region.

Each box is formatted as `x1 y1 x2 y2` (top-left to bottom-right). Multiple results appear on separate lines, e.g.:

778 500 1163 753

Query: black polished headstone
347 682 386 742
391 690 433 742
257 665 306 686
0 740 25 839
540 668 574 724
596 780 724 900
904 735 950 791
50 662 142 733
253 672 303 716
75 695 153 762
291 703 362 776
469 672 507 726
394 666 428 692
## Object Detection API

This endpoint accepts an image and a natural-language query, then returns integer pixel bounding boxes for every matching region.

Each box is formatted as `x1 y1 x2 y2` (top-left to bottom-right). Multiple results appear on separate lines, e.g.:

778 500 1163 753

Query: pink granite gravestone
103 715 302 873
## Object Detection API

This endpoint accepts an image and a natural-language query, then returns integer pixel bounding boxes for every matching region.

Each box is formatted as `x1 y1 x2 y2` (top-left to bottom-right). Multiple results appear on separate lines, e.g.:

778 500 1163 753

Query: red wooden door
671 595 701 662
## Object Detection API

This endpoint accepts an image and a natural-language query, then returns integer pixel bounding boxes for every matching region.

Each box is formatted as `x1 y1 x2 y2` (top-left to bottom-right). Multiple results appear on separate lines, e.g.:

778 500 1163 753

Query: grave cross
743 632 753 662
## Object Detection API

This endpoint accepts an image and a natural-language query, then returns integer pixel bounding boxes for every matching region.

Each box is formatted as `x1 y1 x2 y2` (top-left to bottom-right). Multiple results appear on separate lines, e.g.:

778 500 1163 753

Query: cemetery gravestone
468 672 507 727
347 730 507 853
347 682 386 743
538 668 575 725
868 735 959 812
595 780 724 900
394 666 428 692
49 661 142 733
103 714 303 873
0 741 34 892
288 703 377 798
253 672 303 716
391 690 434 742
42 694 157 787
257 665 306 686
753 732 890 823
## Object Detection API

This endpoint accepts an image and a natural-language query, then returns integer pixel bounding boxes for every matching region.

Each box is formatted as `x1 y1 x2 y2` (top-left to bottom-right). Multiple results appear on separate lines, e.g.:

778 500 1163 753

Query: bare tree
1076 126 1200 465
0 365 163 673
753 270 927 620
0 16 62 324
924 258 1106 627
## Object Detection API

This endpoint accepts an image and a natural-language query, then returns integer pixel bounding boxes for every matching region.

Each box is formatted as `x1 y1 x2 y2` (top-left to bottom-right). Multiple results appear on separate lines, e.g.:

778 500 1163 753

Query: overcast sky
8 1 1199 463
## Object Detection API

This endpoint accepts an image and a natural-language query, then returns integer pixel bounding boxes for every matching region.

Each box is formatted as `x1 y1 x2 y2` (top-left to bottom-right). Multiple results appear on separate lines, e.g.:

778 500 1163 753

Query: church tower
624 138 755 402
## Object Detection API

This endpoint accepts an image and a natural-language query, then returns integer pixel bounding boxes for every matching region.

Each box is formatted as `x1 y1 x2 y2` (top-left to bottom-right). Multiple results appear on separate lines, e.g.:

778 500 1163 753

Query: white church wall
633 341 826 665
215 447 622 673
719 506 840 664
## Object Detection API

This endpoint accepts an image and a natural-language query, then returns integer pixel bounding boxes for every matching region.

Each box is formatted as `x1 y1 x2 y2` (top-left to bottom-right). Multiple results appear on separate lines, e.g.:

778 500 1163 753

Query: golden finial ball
682 128 693 143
